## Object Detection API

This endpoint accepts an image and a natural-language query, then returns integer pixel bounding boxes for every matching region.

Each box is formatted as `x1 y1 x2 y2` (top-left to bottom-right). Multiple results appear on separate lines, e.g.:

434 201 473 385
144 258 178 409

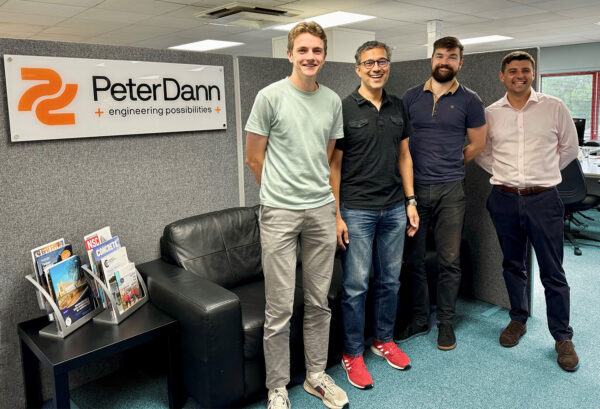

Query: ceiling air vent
195 2 300 29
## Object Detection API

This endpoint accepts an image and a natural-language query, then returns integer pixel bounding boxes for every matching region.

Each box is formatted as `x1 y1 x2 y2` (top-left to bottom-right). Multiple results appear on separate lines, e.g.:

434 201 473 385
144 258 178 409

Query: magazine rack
25 274 102 339
82 264 148 325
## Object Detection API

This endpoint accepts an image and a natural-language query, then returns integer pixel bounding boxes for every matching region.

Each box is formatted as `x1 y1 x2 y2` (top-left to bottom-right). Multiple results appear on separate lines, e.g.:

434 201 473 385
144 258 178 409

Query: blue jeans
340 202 407 356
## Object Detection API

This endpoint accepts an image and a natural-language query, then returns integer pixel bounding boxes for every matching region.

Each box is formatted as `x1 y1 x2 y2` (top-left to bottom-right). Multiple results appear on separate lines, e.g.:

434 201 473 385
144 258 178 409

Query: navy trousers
486 186 573 341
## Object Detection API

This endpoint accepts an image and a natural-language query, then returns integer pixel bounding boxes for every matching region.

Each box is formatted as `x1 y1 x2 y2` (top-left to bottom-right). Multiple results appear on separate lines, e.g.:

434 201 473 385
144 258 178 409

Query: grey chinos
260 201 337 390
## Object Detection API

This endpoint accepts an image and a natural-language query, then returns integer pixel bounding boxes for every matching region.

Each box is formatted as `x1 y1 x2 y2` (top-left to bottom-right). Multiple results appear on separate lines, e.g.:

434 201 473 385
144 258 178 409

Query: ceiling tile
95 0 184 15
75 8 156 24
21 0 102 6
0 11 66 25
470 5 549 19
0 0 86 17
0 22 45 35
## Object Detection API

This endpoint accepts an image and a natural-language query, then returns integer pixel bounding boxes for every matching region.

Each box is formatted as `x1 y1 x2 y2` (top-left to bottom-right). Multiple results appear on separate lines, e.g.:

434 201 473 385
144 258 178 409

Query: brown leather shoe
499 320 526 347
556 340 579 372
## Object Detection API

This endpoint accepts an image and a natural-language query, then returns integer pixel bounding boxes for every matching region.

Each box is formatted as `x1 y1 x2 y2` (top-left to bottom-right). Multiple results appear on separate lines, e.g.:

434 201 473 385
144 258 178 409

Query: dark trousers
486 186 573 341
404 180 466 325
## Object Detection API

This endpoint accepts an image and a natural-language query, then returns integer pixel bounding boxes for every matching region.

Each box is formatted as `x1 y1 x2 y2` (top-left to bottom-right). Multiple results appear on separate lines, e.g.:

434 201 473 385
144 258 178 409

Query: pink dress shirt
475 90 578 187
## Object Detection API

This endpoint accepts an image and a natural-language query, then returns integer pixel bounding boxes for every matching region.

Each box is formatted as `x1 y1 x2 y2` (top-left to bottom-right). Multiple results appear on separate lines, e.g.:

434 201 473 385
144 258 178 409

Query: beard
432 65 457 83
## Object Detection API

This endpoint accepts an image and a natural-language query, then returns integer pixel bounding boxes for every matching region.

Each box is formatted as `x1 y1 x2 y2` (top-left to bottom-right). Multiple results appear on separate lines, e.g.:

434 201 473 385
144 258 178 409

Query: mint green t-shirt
245 78 344 210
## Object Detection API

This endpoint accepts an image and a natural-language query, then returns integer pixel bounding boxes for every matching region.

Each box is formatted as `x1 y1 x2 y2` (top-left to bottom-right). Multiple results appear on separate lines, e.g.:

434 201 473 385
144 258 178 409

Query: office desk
581 157 600 196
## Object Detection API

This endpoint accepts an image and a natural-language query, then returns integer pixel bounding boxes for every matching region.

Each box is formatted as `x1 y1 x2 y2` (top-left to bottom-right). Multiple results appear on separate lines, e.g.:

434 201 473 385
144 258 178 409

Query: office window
541 72 599 140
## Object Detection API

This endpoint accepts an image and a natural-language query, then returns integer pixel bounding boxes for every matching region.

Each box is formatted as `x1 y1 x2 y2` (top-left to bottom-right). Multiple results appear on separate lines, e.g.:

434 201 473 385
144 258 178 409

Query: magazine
30 238 65 310
84 226 112 272
99 247 129 314
83 226 112 306
35 244 73 308
92 236 121 265
113 262 142 313
45 255 94 328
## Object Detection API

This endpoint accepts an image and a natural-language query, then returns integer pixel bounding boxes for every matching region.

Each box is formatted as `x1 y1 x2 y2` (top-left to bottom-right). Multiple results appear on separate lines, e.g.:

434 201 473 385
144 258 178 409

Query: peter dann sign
4 55 227 142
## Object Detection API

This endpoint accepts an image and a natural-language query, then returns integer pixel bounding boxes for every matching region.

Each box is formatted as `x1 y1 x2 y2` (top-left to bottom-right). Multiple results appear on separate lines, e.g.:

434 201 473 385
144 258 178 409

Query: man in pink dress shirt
475 51 580 372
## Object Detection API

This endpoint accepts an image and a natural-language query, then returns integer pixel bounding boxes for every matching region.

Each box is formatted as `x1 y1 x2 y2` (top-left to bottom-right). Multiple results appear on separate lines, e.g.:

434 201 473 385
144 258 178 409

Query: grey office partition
389 48 539 310
0 38 237 408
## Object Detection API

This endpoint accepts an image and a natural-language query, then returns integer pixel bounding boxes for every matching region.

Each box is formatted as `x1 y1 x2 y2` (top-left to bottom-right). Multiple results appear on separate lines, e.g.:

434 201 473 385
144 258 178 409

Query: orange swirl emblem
18 68 78 125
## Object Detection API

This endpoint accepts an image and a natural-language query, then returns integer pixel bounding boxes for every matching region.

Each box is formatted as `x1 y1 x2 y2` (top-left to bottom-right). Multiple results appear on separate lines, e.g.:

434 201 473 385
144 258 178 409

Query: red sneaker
341 353 373 389
371 341 411 370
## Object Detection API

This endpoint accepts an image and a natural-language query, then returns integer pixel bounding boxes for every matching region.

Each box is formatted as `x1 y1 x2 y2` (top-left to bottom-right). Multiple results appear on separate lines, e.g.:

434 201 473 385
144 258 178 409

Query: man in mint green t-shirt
245 21 348 409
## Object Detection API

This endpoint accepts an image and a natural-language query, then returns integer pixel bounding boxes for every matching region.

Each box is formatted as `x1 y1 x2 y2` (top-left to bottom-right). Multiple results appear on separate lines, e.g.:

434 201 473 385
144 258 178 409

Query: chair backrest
557 159 587 206
160 206 262 288
573 118 585 146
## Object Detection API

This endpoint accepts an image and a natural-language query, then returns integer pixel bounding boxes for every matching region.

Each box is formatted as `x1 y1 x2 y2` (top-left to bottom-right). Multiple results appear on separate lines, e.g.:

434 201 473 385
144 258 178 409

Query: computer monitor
573 118 585 146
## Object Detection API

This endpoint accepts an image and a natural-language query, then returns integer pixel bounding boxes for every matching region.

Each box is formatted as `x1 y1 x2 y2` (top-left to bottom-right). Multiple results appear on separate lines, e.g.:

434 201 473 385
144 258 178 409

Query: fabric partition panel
0 38 237 409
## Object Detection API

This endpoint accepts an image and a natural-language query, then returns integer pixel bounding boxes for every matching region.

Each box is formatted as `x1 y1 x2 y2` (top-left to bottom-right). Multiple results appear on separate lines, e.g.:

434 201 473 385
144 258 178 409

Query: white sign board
4 55 227 142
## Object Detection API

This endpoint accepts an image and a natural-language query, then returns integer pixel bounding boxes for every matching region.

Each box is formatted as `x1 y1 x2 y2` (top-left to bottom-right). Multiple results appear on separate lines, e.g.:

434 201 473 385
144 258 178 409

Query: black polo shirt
336 87 411 210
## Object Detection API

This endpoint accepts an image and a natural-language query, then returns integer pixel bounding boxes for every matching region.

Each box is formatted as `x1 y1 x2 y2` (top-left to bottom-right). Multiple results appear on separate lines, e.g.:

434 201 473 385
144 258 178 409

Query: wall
540 42 600 74
0 38 238 408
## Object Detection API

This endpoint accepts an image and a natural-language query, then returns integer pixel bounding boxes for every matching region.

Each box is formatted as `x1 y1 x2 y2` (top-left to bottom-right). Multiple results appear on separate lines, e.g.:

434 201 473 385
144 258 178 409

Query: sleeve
330 95 344 140
474 109 494 174
401 89 412 120
244 92 272 137
466 92 487 129
556 100 579 170
400 98 412 141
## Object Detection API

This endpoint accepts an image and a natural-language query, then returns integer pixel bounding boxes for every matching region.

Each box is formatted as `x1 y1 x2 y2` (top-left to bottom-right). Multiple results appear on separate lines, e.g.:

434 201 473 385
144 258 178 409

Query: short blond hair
287 21 327 54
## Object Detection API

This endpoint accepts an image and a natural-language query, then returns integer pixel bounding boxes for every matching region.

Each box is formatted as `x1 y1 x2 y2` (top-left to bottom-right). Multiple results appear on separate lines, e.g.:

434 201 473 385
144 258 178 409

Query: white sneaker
303 373 349 409
267 388 290 409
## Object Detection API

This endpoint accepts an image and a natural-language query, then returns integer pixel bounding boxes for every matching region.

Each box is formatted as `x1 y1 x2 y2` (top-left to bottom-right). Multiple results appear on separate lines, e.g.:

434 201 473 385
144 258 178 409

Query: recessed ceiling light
460 35 513 45
269 11 375 31
169 40 244 52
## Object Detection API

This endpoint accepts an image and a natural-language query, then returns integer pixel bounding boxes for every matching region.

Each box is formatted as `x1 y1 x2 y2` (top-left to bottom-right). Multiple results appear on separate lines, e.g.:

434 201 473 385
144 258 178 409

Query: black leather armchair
137 206 344 408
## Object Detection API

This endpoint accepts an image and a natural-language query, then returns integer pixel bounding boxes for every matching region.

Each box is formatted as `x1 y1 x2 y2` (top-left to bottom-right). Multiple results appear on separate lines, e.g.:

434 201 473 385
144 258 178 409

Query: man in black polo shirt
330 40 419 390
398 36 487 351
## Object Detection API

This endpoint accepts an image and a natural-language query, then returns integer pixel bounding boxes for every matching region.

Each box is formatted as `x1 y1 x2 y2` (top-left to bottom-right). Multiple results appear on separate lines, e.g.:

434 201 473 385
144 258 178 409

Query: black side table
18 302 184 409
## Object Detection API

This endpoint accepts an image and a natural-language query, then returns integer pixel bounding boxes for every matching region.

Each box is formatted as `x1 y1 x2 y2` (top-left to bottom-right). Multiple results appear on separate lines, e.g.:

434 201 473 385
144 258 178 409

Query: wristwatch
405 195 417 206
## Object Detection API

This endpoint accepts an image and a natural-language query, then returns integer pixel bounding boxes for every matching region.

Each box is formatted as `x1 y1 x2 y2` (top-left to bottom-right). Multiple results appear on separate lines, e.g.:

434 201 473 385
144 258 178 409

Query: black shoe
437 323 456 351
395 322 430 343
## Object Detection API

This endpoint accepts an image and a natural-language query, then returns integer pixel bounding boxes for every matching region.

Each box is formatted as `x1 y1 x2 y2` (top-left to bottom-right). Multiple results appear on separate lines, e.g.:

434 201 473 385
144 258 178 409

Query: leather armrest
137 259 245 408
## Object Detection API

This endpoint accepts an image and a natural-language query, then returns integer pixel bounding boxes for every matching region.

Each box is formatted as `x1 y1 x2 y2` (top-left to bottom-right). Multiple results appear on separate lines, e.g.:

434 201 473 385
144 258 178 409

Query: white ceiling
1 0 599 61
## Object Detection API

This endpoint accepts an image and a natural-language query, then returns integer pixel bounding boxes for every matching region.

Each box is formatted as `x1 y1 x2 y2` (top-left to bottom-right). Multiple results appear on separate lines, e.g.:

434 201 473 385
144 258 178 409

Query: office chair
573 118 585 146
557 159 600 255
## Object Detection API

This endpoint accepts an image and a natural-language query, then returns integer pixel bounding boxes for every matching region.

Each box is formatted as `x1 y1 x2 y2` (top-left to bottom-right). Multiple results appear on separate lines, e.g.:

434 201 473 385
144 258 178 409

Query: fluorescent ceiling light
269 11 375 31
460 35 513 45
169 40 244 52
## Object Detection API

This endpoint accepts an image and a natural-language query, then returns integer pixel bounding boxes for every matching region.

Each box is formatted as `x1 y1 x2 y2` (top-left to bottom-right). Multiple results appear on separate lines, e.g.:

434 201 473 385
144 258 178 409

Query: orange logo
18 68 78 125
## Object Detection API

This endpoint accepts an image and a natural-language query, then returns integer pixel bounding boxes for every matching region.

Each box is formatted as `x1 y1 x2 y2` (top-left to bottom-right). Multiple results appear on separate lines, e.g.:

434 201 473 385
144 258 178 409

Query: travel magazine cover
35 244 73 308
46 255 94 327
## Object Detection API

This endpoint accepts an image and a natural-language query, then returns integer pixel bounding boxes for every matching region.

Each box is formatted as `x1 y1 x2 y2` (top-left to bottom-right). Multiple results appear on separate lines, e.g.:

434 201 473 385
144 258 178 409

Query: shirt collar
500 88 539 109
351 86 391 106
423 77 459 94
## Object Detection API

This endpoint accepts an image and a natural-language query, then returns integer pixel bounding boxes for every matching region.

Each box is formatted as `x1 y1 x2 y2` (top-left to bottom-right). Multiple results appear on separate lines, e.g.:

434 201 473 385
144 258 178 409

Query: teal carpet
69 210 600 409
